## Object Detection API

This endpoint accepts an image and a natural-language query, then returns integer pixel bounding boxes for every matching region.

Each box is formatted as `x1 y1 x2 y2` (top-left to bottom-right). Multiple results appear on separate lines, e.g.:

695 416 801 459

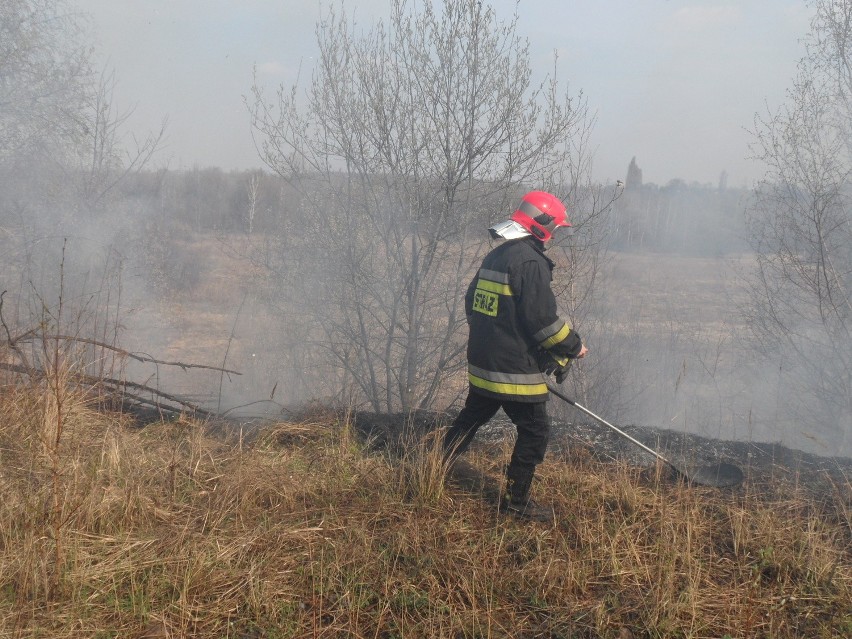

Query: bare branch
10 332 242 375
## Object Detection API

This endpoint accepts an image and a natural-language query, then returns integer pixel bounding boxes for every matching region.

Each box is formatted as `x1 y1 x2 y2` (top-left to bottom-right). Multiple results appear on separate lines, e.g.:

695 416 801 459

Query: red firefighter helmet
511 191 570 241
489 191 570 241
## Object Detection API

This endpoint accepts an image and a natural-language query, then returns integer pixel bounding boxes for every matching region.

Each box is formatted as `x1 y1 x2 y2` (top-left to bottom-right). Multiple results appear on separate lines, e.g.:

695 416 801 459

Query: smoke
1 164 849 459
582 249 850 458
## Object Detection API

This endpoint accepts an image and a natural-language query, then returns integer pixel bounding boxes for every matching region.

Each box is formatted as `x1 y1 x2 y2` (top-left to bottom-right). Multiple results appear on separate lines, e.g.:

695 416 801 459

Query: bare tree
244 171 261 234
1 0 166 219
1 1 168 414
248 0 607 412
70 69 167 212
746 0 852 450
0 0 91 161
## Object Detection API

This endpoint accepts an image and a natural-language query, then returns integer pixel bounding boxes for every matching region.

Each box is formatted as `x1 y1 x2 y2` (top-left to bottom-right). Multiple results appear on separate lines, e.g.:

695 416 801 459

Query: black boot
499 465 553 523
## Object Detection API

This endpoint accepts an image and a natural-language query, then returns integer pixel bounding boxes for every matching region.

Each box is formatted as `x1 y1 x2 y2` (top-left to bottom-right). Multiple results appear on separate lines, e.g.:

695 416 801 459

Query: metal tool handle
547 385 672 465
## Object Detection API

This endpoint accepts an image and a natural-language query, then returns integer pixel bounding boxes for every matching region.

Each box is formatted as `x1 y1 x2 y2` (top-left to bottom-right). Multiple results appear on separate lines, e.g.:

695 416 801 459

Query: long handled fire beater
548 385 744 488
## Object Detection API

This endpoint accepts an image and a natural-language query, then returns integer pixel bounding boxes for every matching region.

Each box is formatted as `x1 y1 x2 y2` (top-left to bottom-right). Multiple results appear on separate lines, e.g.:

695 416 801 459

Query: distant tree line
608 171 751 255
12 163 742 257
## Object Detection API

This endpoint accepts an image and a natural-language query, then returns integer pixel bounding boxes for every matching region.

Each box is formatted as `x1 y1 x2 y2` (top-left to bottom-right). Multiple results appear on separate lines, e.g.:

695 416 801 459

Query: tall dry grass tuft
0 384 850 638
393 424 451 507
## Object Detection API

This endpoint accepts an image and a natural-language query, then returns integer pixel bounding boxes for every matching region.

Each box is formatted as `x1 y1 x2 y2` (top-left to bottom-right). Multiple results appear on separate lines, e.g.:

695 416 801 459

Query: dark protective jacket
464 237 582 402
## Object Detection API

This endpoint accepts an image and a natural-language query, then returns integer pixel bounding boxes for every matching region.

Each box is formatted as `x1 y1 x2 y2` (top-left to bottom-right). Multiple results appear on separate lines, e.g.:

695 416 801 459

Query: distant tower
718 170 728 192
625 156 643 189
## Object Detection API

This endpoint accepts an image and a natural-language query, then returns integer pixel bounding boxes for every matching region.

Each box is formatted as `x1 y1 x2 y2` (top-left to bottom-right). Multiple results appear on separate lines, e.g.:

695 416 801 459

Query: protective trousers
443 392 551 476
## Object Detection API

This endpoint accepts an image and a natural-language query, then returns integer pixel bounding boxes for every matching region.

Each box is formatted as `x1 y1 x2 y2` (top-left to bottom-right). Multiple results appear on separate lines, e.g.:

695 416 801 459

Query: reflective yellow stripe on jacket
534 319 572 350
467 365 548 397
476 269 512 295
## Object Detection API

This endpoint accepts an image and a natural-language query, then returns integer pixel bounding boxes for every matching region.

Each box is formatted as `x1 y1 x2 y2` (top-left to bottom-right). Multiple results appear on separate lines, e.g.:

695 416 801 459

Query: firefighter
444 191 588 522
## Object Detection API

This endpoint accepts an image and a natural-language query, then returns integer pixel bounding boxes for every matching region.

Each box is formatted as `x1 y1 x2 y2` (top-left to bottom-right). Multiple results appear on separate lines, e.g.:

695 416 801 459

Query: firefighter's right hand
576 344 589 359
544 358 571 384
541 355 562 376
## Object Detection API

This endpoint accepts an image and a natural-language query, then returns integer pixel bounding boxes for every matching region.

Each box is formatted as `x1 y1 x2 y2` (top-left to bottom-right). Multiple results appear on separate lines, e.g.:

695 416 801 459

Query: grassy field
0 378 849 638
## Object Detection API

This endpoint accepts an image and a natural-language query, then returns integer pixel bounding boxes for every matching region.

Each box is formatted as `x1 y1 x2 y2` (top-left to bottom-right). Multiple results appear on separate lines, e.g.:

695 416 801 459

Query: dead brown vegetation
0 377 849 638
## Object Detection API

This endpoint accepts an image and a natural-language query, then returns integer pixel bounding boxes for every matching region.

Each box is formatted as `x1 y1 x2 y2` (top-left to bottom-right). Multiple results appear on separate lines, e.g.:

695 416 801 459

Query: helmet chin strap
510 211 555 242
529 224 548 241
531 213 556 241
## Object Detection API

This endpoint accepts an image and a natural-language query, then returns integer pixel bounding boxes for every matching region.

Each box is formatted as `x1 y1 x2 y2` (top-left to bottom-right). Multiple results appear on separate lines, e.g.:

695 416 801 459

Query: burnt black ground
350 409 852 495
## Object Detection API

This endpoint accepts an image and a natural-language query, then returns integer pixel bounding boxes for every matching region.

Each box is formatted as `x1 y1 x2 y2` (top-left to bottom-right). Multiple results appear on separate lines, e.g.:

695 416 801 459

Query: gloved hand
541 355 571 384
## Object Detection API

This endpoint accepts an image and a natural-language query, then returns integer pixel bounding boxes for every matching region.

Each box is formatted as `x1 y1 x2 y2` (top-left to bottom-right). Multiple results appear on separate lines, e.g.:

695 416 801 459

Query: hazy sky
75 0 812 186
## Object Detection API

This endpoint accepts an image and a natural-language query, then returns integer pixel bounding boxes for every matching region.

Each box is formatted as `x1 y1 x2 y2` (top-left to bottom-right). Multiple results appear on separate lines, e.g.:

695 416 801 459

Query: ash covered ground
350 409 852 493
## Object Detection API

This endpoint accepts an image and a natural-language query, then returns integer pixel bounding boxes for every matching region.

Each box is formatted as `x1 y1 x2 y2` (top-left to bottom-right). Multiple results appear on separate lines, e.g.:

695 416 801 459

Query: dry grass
0 380 849 639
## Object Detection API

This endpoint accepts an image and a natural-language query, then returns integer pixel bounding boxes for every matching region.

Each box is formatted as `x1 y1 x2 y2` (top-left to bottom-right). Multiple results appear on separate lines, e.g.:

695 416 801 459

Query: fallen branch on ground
0 362 217 419
10 333 242 375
